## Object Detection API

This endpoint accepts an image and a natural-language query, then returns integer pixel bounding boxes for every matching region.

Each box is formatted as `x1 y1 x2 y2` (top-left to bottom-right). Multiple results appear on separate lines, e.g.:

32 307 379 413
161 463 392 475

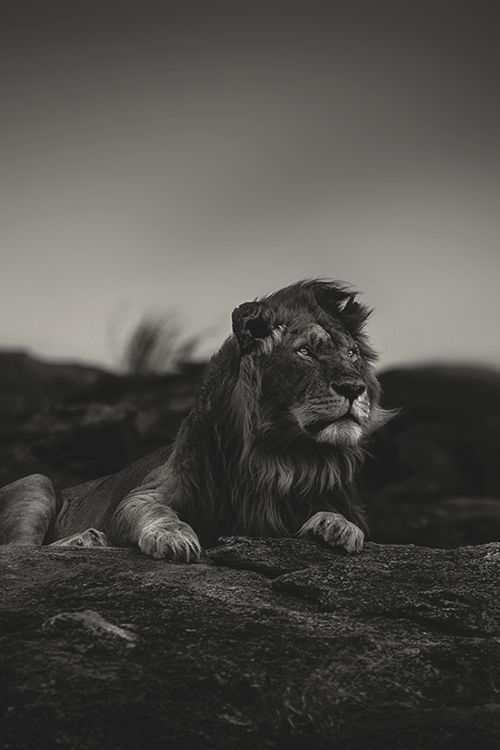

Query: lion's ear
232 301 276 353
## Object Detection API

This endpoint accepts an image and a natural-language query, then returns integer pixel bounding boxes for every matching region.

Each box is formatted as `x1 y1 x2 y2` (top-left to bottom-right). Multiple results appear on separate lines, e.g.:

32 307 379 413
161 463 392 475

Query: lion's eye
347 347 358 359
296 346 312 358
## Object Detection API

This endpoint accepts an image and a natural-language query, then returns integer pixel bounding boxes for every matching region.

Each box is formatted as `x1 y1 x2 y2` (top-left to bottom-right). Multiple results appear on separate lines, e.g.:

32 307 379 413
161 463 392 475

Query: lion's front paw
297 511 364 554
138 520 202 562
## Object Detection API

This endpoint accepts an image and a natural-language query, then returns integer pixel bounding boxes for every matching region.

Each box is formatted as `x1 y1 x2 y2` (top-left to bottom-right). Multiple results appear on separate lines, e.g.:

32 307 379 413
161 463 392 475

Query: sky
1 0 499 370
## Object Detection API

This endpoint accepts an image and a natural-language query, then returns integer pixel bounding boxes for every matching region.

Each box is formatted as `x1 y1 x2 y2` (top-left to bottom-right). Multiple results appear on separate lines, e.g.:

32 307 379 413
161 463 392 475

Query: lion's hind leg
49 528 109 549
0 474 58 546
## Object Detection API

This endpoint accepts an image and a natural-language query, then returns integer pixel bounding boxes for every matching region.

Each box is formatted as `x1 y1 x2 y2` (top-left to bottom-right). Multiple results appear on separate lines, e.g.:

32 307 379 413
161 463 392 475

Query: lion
0 280 391 561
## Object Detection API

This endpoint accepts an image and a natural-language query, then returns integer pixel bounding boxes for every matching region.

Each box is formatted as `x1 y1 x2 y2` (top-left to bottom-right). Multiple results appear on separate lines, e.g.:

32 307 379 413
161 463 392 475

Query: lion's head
230 280 388 453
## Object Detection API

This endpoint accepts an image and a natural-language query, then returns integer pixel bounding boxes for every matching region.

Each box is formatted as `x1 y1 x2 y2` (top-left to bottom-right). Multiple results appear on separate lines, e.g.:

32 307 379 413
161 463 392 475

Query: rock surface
2 537 500 749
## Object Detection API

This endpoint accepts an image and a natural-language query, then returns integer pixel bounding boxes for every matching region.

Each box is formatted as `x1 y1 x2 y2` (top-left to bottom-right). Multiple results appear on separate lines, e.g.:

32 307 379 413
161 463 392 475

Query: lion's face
231 281 383 449
260 316 377 447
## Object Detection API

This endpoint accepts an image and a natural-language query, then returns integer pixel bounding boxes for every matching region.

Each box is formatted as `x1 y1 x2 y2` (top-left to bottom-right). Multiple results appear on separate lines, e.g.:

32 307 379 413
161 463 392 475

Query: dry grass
121 315 199 374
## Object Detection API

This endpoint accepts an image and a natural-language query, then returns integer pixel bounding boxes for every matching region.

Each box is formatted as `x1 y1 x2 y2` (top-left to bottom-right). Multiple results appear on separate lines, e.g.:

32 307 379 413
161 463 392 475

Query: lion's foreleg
109 488 201 562
297 511 364 554
0 474 58 546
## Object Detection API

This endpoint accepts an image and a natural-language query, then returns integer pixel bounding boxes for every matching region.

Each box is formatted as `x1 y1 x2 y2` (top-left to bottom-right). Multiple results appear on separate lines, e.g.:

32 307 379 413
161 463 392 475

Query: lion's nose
331 380 366 403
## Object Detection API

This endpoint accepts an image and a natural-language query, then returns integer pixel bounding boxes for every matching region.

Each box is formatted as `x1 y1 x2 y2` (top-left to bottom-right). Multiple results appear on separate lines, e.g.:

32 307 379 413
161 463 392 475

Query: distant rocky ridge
0 349 499 547
0 350 205 488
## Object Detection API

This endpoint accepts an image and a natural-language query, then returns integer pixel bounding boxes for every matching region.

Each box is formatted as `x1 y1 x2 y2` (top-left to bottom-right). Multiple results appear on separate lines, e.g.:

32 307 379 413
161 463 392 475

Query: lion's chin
313 420 363 446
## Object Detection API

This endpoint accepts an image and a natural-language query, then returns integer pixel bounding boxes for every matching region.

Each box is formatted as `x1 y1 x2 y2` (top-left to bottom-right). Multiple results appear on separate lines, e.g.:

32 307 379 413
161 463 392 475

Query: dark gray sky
1 0 499 368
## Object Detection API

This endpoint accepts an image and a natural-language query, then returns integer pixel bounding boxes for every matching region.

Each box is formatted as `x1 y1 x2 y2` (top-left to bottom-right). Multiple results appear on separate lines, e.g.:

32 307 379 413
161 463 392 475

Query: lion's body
50 447 172 541
0 280 390 559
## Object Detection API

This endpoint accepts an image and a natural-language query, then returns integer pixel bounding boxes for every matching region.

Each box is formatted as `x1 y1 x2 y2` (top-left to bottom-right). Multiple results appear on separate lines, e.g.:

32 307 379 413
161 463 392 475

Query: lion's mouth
339 414 361 426
306 412 360 434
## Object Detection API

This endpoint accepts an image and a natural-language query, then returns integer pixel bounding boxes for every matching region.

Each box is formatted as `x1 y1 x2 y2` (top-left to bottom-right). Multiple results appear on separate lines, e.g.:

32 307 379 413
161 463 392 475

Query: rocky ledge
2 537 500 749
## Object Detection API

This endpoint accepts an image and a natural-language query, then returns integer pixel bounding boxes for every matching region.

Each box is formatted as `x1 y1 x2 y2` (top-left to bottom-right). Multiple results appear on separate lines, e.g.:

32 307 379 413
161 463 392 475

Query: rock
368 365 500 499
364 365 500 546
0 350 203 486
0 350 118 404
1 537 500 749
23 402 140 487
0 441 45 487
43 609 138 647
368 495 500 547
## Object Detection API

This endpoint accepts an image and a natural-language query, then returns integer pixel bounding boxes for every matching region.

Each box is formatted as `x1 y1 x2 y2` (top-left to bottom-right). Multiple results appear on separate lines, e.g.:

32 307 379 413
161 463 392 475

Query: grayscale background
1 0 499 368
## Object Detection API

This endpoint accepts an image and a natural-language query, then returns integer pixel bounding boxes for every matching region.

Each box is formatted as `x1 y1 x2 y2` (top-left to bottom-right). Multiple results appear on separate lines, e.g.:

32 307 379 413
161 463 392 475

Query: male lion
0 280 391 561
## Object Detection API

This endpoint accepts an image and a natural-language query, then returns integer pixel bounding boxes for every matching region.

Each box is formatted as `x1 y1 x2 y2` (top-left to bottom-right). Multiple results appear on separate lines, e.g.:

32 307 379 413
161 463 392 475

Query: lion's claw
49 528 109 548
138 521 202 562
297 511 364 554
